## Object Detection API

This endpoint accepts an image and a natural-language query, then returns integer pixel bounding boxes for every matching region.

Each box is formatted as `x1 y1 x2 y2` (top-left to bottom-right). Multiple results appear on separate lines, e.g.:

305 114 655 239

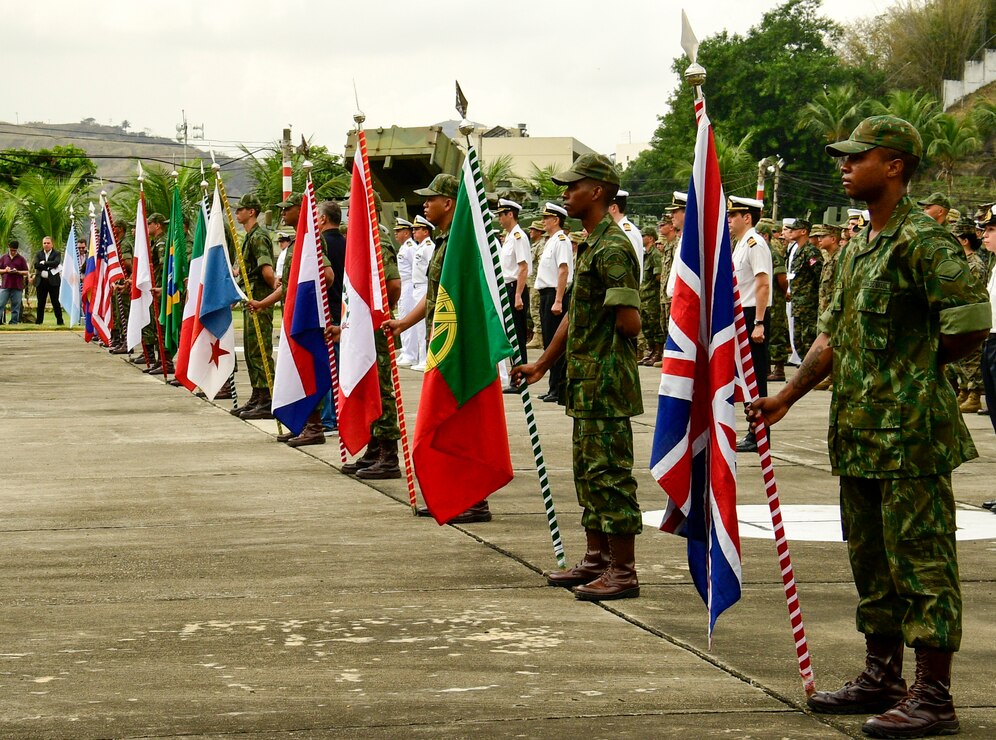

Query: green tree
482 154 516 191
109 162 211 233
0 201 19 248
623 0 864 216
869 89 945 160
797 84 871 143
927 114 982 188
242 143 349 212
0 169 92 250
675 131 758 196
971 99 996 139
517 164 573 201
0 145 96 190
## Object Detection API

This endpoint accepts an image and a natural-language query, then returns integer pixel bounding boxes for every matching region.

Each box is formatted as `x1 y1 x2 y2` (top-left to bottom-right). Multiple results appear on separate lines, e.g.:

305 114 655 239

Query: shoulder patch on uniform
808 257 818 266
623 222 632 231
746 237 756 248
607 264 627 281
936 259 965 281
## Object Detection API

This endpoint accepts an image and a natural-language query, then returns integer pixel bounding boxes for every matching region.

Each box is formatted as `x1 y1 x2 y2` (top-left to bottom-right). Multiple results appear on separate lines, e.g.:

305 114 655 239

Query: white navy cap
616 189 629 198
394 217 414 230
497 198 522 212
542 202 568 219
782 218 796 227
664 191 687 211
727 195 764 212
413 215 435 230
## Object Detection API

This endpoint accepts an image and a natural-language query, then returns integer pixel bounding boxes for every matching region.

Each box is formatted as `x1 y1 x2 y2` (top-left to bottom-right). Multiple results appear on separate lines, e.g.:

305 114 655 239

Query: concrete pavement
1 331 994 739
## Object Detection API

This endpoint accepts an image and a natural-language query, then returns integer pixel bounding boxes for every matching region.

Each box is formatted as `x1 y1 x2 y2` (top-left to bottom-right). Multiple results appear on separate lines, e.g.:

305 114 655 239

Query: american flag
90 199 125 345
650 100 742 642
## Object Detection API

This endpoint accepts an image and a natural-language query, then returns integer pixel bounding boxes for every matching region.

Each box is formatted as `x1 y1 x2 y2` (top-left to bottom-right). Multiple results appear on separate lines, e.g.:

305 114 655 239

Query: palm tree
0 201 18 248
796 84 870 143
927 114 981 189
0 169 91 250
240 143 348 212
675 131 756 190
518 164 567 201
482 154 516 191
971 100 996 139
109 162 212 231
870 90 945 157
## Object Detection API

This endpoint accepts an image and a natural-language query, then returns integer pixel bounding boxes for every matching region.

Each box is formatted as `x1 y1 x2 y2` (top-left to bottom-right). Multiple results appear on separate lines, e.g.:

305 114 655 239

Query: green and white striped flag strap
465 145 566 569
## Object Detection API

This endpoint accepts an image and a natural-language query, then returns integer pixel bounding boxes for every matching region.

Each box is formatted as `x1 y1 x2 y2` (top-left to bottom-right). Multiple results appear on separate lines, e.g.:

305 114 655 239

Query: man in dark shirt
0 241 31 324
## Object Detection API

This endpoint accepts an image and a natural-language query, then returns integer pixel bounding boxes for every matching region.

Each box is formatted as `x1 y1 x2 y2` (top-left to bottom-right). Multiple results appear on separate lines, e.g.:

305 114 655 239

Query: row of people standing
0 237 65 325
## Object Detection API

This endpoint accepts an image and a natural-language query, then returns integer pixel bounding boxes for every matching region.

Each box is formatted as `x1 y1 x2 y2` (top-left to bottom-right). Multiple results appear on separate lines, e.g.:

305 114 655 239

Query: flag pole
455 85 565 567
681 12 814 695
212 160 283 436
303 160 347 463
353 109 418 513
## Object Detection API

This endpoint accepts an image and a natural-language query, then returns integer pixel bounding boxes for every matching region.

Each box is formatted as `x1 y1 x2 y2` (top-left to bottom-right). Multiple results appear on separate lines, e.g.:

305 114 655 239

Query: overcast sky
1 0 893 157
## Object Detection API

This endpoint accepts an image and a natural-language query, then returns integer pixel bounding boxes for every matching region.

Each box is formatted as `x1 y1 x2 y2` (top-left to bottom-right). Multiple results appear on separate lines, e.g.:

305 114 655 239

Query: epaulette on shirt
558 233 567 241
512 227 524 239
746 237 757 248
623 222 633 231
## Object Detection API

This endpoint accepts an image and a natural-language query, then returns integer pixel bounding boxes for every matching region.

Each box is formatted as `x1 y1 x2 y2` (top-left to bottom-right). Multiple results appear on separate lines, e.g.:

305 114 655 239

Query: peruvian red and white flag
185 184 245 399
271 186 332 435
90 196 125 345
173 198 208 390
337 146 388 454
126 193 154 351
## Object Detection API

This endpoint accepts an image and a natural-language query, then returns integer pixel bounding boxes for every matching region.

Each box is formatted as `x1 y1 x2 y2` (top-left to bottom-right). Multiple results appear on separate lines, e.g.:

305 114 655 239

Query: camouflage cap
276 228 296 241
975 203 995 227
917 192 951 210
568 231 585 245
641 226 657 238
952 216 978 236
658 213 673 225
551 153 620 186
528 220 545 232
147 212 168 225
826 115 923 159
234 193 263 212
276 192 303 209
809 224 829 237
946 207 961 225
791 218 812 232
414 174 459 199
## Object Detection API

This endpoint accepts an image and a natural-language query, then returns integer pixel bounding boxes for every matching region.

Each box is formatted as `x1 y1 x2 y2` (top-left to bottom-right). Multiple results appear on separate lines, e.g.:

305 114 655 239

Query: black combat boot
807 636 908 715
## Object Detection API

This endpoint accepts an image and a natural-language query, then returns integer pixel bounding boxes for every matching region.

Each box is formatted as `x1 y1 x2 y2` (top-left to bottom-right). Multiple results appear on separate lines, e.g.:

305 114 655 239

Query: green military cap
641 226 657 238
551 153 620 186
234 193 263 211
115 214 135 228
147 212 167 225
975 203 995 227
276 192 303 209
658 213 673 225
528 219 545 231
952 216 978 236
568 231 585 245
414 174 459 199
809 224 828 237
917 192 951 210
756 217 776 230
826 115 923 159
792 218 812 232
945 207 961 225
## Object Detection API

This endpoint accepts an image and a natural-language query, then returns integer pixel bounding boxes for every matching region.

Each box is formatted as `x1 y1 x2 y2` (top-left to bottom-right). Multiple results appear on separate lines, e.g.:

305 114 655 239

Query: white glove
41 270 49 278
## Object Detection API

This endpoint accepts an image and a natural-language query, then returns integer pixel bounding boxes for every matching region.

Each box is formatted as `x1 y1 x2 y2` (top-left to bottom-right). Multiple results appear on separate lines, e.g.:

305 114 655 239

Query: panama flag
272 187 332 434
649 100 741 641
185 184 245 399
58 222 82 327
90 199 125 345
127 194 155 351
413 151 515 524
337 145 388 455
173 198 208 389
81 213 98 341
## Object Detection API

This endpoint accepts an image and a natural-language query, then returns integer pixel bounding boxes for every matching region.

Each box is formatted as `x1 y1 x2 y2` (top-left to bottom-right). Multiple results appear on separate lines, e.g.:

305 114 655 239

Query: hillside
0 120 254 195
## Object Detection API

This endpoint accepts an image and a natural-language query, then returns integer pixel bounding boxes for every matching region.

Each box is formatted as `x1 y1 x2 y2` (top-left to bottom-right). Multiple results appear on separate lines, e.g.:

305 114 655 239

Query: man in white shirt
609 189 644 279
534 202 572 403
409 215 435 371
728 195 772 453
394 218 419 367
496 199 532 391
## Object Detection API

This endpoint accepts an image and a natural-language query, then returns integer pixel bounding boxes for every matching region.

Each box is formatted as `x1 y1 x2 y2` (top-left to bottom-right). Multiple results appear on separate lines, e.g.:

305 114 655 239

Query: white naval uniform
396 237 418 365
534 230 573 290
498 224 532 384
411 237 435 367
618 216 644 281
732 227 773 309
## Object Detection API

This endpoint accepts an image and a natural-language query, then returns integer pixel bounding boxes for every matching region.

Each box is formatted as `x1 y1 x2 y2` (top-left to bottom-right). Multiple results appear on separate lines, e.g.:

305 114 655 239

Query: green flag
160 185 188 354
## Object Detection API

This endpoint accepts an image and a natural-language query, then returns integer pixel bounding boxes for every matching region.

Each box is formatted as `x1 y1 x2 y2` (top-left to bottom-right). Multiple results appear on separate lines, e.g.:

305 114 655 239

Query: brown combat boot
649 343 664 366
807 635 907 714
230 388 259 416
955 388 968 405
287 420 326 448
572 534 639 601
862 648 958 738
448 500 492 523
546 529 609 587
356 439 402 479
638 347 654 366
959 390 981 414
240 391 274 419
768 363 786 381
341 438 381 475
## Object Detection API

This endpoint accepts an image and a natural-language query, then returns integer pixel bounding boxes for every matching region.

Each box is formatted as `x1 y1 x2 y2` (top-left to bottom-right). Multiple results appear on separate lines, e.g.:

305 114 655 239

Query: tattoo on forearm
791 340 830 394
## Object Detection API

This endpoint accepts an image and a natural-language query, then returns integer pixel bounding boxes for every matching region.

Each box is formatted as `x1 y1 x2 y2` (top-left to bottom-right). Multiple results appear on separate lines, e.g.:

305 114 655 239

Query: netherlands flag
185 184 245 400
650 100 742 642
271 186 332 435
90 198 125 345
337 147 387 455
127 194 155 352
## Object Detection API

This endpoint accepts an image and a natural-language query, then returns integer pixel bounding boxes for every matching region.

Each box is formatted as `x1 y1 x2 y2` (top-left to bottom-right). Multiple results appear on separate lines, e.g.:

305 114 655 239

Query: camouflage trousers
641 296 664 345
769 293 789 365
529 283 541 338
243 307 274 391
659 298 671 340
791 300 820 360
840 475 961 651
573 417 641 535
949 346 984 391
111 287 129 343
142 304 159 353
370 329 400 440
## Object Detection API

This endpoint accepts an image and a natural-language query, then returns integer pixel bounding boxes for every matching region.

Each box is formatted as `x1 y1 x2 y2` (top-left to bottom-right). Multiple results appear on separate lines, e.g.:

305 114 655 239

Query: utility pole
176 110 189 164
281 126 293 201
771 156 784 222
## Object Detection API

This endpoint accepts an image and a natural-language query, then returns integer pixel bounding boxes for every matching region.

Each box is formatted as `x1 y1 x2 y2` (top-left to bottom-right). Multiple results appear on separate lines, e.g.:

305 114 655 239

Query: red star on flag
209 338 230 367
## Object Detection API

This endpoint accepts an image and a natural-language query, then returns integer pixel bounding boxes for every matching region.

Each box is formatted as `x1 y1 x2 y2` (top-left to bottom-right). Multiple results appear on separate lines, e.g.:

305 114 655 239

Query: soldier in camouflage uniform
639 226 663 365
514 153 643 602
136 213 169 370
811 224 842 391
750 116 991 738
785 219 823 361
978 204 996 437
230 193 277 419
949 218 987 413
526 220 545 347
758 218 789 381
386 175 493 522
109 216 134 354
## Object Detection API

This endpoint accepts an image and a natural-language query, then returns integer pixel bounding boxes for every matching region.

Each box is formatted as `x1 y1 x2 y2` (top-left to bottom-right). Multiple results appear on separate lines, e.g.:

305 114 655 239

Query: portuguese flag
413 158 515 524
